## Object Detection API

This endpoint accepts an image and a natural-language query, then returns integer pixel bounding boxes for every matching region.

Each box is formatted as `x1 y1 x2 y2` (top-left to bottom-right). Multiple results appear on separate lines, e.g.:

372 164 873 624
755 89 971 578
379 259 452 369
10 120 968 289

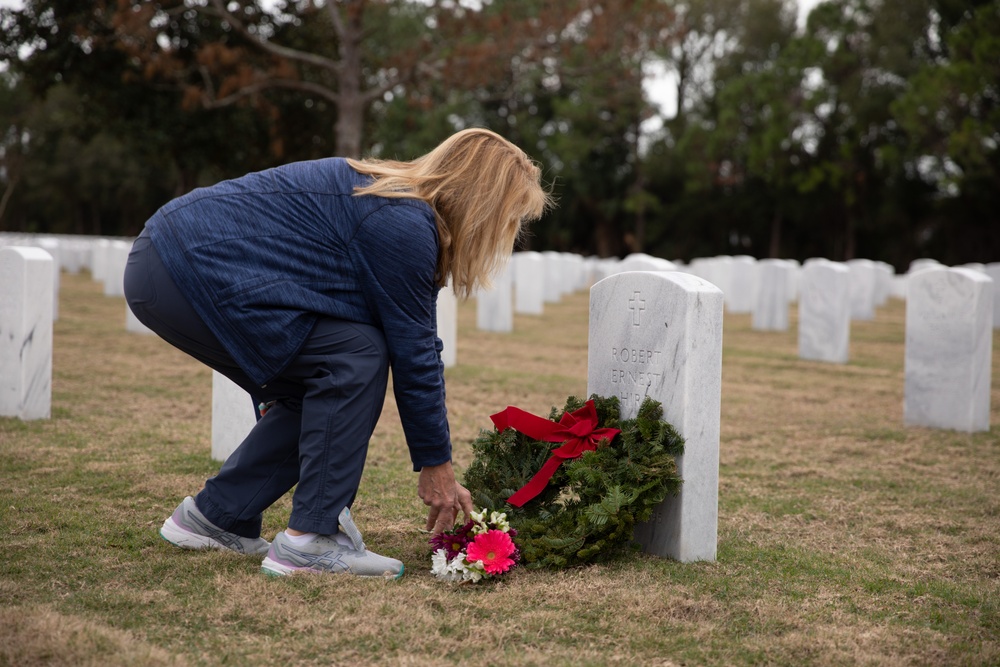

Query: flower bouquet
429 509 520 583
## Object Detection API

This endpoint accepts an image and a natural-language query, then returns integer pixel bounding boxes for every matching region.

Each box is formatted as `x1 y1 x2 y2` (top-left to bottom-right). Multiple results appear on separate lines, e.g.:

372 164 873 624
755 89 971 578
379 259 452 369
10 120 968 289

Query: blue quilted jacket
146 158 450 469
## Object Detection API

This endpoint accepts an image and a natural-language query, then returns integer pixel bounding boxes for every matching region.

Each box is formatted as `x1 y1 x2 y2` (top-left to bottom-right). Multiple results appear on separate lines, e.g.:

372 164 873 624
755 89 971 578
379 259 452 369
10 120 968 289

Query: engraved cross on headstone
628 290 645 326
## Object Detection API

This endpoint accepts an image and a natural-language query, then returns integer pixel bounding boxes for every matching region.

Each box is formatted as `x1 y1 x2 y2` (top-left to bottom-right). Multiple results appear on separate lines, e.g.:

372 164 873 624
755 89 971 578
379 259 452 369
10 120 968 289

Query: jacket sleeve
350 200 451 470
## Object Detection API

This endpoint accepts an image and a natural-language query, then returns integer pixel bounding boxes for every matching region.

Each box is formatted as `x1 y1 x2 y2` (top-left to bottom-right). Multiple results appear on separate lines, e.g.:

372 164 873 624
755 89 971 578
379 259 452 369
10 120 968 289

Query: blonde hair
347 128 553 299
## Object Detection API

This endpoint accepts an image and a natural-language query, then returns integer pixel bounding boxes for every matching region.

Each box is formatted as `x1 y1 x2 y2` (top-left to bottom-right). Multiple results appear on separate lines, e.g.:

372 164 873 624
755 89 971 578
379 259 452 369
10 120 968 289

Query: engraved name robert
611 347 662 364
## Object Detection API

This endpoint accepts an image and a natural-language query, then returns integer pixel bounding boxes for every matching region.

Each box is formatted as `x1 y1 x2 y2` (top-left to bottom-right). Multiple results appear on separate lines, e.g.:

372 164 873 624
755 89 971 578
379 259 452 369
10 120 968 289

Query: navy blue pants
124 232 389 537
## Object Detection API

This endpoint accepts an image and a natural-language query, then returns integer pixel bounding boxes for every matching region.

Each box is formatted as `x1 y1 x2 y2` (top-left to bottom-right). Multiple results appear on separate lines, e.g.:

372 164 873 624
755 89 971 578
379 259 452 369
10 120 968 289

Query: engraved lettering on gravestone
609 343 664 412
628 291 645 326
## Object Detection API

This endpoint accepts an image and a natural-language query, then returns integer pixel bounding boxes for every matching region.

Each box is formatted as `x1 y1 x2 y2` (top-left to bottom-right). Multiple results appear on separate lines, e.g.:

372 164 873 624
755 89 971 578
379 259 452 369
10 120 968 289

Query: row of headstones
5 230 996 366
480 252 1000 331
0 233 147 421
0 231 146 328
3 232 994 433
1 236 994 562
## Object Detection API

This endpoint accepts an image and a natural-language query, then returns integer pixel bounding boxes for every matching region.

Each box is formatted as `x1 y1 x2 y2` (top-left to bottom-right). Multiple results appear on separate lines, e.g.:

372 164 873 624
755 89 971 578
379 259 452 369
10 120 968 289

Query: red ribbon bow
490 399 621 507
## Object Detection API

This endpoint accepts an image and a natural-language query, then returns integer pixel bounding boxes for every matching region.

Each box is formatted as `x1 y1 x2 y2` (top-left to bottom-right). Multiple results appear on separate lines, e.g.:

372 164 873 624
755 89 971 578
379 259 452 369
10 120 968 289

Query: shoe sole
260 556 404 580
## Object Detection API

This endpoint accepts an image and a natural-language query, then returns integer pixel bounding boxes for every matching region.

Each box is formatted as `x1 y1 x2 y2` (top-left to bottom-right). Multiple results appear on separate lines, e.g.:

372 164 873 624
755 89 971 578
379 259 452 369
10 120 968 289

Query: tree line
1 0 997 269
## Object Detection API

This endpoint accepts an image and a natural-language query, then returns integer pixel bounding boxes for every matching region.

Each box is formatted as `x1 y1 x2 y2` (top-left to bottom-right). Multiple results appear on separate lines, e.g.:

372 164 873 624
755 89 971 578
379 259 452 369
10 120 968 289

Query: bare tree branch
198 75 342 108
204 0 342 73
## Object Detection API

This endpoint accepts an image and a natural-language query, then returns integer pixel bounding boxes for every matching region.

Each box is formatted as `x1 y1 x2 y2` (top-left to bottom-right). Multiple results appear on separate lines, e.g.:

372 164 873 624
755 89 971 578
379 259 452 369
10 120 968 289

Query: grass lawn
1 271 998 667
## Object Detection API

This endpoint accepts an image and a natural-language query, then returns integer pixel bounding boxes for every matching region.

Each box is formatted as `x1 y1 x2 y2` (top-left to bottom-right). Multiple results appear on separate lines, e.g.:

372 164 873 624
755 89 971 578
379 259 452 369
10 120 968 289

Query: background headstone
61 238 88 274
986 262 1000 329
542 251 564 304
846 258 877 321
0 247 54 420
904 267 993 432
36 238 61 321
873 261 894 307
91 238 111 286
588 271 723 563
211 371 257 462
784 259 801 303
513 251 545 315
798 259 851 364
103 240 132 298
476 264 513 332
562 253 587 294
890 274 908 301
436 285 458 368
618 253 677 273
752 259 790 331
726 255 758 314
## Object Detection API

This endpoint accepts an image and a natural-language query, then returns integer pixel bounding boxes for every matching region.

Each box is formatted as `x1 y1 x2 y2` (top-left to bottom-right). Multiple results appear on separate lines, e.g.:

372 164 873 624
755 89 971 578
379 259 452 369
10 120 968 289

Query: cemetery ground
1 272 998 667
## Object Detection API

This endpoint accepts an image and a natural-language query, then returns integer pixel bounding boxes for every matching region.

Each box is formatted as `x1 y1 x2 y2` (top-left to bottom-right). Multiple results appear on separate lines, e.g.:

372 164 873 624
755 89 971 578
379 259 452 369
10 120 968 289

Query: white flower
431 549 454 578
462 559 486 583
469 508 490 535
431 549 466 582
489 510 510 532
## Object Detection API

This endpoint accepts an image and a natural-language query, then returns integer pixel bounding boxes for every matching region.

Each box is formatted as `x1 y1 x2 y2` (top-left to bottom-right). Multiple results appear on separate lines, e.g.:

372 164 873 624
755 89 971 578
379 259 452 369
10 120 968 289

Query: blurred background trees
0 0 997 267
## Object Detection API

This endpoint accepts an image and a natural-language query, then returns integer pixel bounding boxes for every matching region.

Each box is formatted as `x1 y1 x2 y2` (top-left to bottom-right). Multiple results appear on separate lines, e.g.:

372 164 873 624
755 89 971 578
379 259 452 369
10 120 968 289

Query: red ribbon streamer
490 399 621 507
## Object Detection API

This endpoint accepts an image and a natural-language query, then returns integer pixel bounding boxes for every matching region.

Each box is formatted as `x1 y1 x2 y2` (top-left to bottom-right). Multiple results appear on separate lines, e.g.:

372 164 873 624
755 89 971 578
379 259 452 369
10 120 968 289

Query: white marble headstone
436 286 457 368
92 238 112 285
61 238 88 274
846 258 877 321
752 259 790 331
211 371 257 462
909 258 941 274
986 262 1000 329
708 256 733 296
0 247 54 420
798 259 851 364
591 257 621 284
35 238 61 321
890 275 907 301
904 267 993 432
873 261 894 307
476 265 513 332
685 257 713 283
588 271 723 562
513 252 545 315
726 256 758 314
103 240 132 298
783 259 801 303
566 253 588 291
618 253 677 274
542 251 563 303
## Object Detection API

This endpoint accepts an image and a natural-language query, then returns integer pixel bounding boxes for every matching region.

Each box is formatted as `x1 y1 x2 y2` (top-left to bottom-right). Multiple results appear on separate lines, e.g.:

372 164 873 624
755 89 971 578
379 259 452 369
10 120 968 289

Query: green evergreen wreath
462 394 684 569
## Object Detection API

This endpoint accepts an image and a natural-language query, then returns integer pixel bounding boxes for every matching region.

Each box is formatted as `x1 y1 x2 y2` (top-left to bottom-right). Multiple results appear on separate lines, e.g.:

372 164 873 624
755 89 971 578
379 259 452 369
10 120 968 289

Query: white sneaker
159 496 270 556
261 507 403 579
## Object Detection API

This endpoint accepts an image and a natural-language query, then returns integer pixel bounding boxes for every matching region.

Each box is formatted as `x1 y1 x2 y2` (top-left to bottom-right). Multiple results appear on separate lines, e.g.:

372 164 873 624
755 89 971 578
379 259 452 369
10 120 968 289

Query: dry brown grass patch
0 606 187 667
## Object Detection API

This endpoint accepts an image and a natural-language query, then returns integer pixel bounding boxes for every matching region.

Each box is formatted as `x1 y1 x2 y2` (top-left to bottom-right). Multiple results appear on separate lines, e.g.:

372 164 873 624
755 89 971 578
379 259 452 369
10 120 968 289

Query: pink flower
465 530 517 575
429 520 474 560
